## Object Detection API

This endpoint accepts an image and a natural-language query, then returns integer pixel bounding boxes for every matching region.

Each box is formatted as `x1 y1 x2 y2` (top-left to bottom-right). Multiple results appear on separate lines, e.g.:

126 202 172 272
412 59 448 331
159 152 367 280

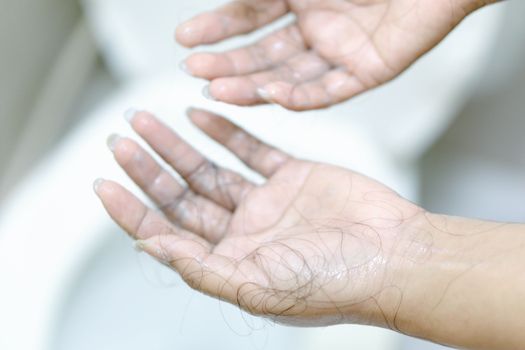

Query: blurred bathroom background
0 0 524 349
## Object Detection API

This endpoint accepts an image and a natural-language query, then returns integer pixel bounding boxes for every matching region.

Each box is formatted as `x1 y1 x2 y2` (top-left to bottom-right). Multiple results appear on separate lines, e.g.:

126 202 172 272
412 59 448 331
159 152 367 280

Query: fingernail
93 178 105 193
257 87 272 102
106 134 121 152
124 108 138 123
179 60 192 75
133 240 145 252
202 85 216 101
185 107 195 116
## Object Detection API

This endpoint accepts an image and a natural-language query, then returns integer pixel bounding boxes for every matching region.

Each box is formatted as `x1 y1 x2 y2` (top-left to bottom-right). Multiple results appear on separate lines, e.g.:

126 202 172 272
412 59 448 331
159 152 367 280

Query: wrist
389 212 472 339
390 212 525 349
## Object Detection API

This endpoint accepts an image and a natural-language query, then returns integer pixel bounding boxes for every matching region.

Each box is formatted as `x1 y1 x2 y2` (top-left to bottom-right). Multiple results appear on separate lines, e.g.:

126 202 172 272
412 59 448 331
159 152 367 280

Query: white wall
0 0 99 196
0 0 78 160
421 0 525 222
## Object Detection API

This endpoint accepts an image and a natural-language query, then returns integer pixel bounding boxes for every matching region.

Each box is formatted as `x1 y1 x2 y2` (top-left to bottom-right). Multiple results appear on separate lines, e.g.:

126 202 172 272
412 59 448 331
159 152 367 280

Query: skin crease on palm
176 0 496 110
95 108 426 328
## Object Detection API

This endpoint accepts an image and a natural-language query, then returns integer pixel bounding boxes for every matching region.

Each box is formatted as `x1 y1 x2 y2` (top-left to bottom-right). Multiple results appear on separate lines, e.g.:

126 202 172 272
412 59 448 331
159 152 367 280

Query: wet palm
177 0 484 110
96 109 424 326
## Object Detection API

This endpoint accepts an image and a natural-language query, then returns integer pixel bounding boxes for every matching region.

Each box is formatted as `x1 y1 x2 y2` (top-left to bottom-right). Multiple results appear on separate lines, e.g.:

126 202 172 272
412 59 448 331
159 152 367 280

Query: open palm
96 109 424 326
177 0 483 110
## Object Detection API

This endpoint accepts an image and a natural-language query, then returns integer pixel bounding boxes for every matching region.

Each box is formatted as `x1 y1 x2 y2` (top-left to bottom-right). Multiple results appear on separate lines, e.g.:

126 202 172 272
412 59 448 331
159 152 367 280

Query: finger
176 0 288 48
128 111 254 210
256 69 366 111
205 51 331 106
184 24 306 79
137 234 266 310
108 135 232 243
94 179 210 249
188 108 292 178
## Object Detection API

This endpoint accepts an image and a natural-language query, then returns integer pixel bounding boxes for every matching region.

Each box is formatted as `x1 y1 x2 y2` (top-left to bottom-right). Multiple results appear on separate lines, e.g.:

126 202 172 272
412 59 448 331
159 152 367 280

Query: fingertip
187 109 233 140
93 178 105 195
106 134 121 153
124 108 140 123
175 21 199 48
185 106 196 117
187 107 215 127
129 111 156 134
94 180 144 229
112 137 139 167
187 107 218 124
175 13 216 48
184 53 225 79
93 179 122 205
179 60 192 75
93 179 119 198
202 85 217 101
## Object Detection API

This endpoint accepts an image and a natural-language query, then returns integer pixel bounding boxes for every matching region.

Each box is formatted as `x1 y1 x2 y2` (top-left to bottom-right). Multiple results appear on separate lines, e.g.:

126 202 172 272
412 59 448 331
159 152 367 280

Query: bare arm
392 214 525 350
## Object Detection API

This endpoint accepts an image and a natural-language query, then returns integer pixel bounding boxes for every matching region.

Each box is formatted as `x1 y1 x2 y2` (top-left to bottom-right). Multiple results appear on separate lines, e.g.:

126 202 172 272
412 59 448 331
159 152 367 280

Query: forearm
396 213 525 350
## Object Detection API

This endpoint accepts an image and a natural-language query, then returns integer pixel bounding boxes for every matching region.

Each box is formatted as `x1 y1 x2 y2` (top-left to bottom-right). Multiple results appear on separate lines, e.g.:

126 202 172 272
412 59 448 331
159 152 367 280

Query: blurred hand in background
177 0 495 111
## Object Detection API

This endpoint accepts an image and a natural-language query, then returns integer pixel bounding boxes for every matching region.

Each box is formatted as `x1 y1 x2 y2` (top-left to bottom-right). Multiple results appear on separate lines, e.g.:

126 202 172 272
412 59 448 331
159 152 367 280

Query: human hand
95 108 426 327
176 0 491 110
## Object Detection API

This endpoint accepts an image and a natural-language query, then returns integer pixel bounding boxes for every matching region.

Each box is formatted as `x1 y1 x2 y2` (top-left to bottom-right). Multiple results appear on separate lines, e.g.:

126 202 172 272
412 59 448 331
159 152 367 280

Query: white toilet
0 1 508 349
